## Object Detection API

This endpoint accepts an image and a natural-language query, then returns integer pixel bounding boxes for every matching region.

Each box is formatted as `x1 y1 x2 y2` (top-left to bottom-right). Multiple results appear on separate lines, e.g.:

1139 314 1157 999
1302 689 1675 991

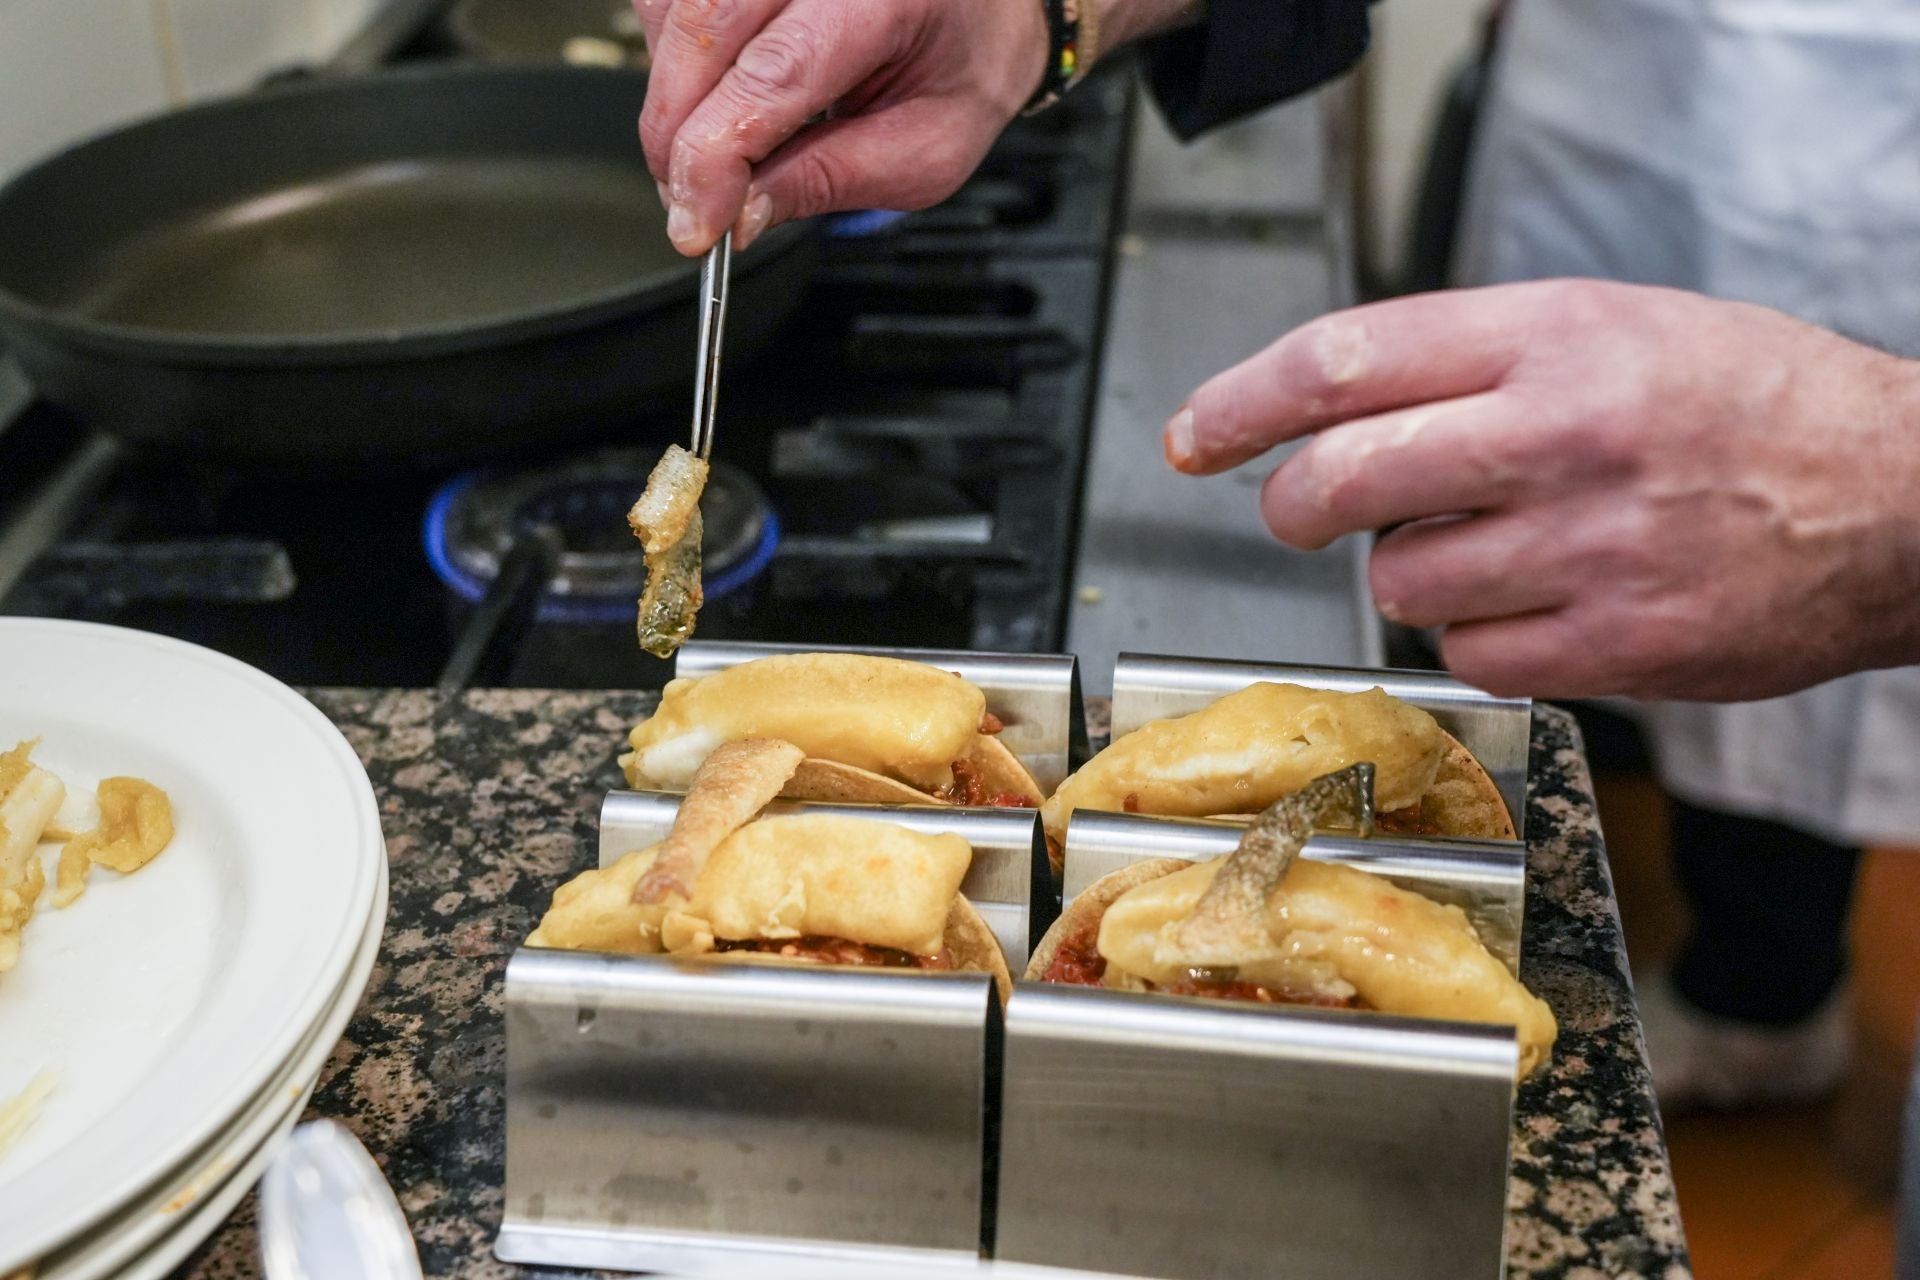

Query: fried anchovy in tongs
630 445 709 659
1159 762 1377 973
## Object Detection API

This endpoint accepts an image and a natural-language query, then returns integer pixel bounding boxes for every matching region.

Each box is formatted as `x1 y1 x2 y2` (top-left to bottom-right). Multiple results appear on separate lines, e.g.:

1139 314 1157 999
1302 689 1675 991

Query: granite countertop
173 691 1691 1279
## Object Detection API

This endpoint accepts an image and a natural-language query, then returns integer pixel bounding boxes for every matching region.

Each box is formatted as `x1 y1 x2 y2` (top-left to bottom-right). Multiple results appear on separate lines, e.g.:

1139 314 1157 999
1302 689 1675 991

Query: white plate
0 620 384 1273
38 859 387 1280
114 1079 312 1280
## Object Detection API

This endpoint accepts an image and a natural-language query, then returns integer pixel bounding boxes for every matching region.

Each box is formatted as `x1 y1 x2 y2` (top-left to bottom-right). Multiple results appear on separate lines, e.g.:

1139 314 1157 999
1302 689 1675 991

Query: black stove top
0 66 1133 689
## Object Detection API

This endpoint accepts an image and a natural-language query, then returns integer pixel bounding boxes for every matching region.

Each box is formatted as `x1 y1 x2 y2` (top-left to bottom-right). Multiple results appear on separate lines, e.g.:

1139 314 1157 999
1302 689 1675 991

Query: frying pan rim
0 62 812 368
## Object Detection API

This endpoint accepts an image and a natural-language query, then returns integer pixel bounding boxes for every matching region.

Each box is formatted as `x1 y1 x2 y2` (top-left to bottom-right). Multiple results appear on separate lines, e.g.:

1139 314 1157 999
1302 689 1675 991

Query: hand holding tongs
690 236 731 462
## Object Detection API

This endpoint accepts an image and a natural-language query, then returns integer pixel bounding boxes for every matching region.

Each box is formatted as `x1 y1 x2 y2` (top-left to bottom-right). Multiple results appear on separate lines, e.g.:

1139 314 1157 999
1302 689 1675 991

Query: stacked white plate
0 619 388 1279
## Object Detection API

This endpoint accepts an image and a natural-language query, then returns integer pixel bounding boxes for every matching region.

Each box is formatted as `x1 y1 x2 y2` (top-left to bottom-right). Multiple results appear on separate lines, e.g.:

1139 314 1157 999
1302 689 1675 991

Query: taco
620 652 1045 809
529 814 1011 999
1026 855 1555 1079
1040 682 1512 867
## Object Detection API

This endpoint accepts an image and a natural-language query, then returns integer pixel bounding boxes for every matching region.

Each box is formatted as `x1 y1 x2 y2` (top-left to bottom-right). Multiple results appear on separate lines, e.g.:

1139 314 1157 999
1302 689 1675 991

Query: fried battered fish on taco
1027 856 1555 1079
619 652 1045 808
1040 683 1512 863
530 814 1011 998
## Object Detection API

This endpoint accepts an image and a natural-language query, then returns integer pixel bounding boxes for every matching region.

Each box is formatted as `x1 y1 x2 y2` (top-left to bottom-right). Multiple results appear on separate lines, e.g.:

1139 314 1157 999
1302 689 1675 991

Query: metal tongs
690 237 732 461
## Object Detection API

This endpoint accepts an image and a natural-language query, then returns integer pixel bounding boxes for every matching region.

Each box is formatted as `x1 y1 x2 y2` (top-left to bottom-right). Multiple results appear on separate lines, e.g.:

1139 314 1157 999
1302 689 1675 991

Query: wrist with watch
1025 0 1209 112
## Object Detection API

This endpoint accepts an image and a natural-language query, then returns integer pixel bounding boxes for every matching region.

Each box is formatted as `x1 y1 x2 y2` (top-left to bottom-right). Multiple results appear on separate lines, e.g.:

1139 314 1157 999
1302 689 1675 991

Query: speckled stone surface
171 692 1689 1279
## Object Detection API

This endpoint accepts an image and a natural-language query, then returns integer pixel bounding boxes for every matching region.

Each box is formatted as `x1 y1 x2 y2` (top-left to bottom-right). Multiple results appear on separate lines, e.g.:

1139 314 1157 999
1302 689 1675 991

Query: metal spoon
258 1120 423 1280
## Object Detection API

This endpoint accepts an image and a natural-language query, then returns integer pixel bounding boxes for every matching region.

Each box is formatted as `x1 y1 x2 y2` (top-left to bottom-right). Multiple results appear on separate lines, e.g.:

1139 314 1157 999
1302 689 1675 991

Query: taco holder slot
988 807 1528 1278
674 640 1090 795
993 980 1519 1280
1110 652 1532 837
497 948 999 1277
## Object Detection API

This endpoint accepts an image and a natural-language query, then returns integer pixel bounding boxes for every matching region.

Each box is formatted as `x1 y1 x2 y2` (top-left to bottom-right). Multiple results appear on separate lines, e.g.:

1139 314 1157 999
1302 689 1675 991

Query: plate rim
35 858 388 1280
0 619 385 1272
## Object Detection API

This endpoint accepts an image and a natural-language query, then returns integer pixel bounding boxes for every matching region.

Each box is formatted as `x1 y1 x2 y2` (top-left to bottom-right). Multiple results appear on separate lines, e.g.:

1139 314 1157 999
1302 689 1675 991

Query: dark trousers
1668 799 1862 1026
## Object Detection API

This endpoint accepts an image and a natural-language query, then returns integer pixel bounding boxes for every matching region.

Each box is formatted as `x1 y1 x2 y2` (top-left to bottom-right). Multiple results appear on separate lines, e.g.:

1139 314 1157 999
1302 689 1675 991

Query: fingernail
654 180 671 211
733 192 774 251
1164 407 1195 471
667 202 702 250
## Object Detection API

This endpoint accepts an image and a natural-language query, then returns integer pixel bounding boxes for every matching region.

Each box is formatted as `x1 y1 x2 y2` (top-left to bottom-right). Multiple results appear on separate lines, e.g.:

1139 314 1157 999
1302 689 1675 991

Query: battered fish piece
622 653 989 794
664 816 972 959
630 444 709 659
1040 683 1464 850
529 814 1012 998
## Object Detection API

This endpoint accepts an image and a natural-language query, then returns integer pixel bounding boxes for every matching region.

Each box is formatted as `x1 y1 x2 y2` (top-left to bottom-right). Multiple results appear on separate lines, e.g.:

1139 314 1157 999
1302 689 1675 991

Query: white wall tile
0 0 174 181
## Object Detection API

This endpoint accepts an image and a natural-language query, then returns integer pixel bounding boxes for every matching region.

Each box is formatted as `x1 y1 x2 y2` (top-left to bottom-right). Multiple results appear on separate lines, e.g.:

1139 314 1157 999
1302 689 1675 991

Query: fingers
1366 512 1569 629
1439 610 1599 699
1255 392 1536 550
639 0 786 177
1164 287 1542 475
645 0 918 254
743 98 998 232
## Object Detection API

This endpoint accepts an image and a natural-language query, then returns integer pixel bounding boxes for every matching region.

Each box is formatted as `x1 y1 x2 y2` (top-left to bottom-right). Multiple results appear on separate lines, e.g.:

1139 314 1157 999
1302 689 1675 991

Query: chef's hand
634 0 1199 255
1163 280 1920 701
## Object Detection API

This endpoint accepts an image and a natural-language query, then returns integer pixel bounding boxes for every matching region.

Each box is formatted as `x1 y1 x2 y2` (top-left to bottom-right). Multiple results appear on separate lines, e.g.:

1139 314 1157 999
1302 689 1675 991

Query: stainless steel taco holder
498 647 1538 1278
1110 651 1533 837
675 640 1090 795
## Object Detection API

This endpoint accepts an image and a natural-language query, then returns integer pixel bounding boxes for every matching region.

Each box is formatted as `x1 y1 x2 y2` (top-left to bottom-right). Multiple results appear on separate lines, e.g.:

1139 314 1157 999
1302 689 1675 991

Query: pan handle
435 523 562 694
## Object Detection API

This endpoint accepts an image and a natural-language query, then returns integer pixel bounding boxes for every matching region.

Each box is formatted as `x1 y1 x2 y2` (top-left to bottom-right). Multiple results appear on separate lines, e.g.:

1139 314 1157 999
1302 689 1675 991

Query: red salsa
715 936 954 971
941 756 1037 808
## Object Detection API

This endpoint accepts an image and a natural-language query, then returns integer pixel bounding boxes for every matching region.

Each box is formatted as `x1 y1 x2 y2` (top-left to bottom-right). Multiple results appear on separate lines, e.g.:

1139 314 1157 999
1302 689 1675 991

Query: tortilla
1376 735 1515 841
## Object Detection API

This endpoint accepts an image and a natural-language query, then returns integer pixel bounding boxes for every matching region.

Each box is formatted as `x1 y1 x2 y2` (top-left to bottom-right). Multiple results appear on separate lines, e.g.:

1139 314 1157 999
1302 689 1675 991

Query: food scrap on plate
0 1070 54 1162
0 739 174 975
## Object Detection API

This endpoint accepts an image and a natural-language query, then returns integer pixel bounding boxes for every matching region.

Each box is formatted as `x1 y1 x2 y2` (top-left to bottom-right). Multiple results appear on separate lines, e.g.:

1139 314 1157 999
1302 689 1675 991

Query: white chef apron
1454 0 1920 846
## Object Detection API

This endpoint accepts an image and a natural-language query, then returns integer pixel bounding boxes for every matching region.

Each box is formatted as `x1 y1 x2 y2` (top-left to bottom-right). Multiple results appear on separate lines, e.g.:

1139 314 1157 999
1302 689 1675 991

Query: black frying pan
0 63 816 466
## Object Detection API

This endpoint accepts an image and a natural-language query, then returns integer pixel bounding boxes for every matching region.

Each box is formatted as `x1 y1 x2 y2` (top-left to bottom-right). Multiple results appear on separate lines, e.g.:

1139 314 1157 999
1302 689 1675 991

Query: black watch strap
1023 0 1083 113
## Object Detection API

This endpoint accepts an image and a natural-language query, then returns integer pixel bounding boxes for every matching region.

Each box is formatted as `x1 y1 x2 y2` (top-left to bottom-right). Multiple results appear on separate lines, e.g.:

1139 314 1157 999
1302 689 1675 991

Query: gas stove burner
828 209 910 237
424 447 779 624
